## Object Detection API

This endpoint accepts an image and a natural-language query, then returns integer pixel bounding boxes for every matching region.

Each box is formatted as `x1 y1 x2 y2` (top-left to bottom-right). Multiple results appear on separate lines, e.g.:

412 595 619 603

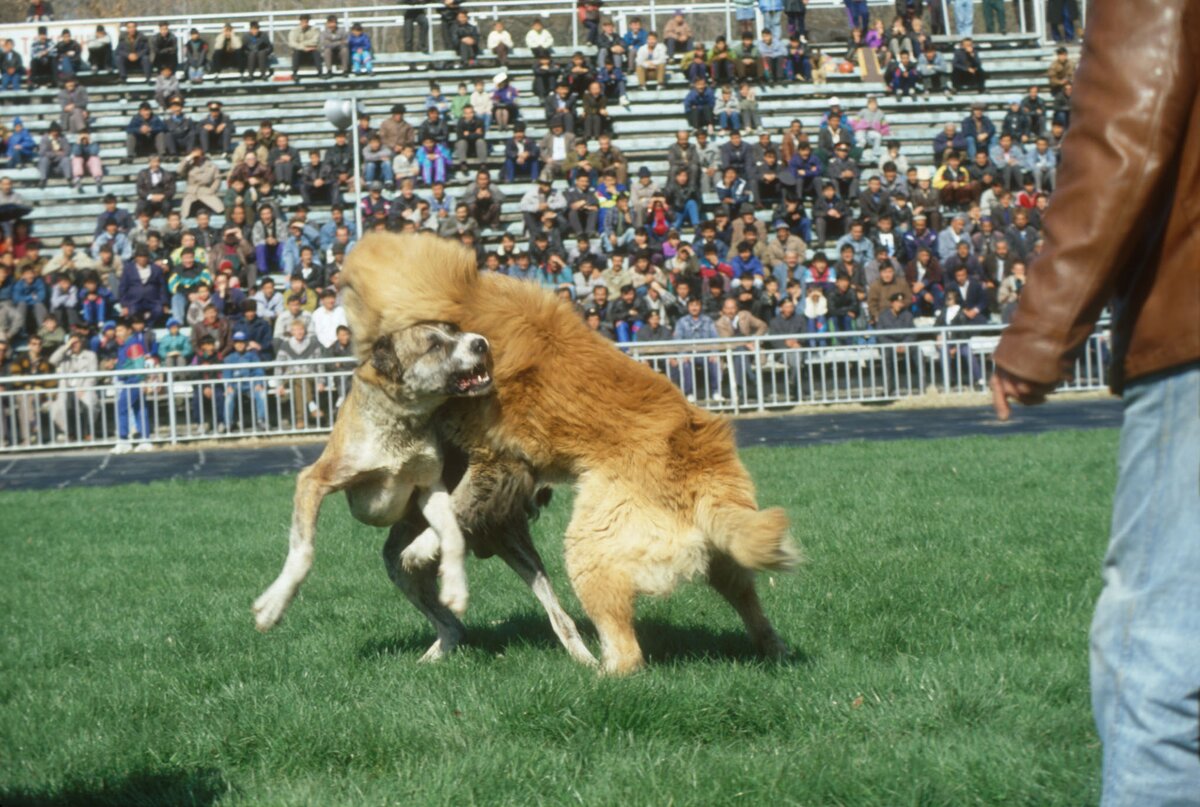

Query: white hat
916 166 932 181
829 96 842 107
493 72 508 85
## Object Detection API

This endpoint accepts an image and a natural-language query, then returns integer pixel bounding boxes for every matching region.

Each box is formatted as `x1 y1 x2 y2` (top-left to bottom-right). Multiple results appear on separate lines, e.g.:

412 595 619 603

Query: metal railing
0 322 1110 453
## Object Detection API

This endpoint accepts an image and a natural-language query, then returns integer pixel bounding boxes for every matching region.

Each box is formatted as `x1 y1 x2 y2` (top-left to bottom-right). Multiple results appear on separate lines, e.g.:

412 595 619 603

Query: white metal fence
0 323 1110 453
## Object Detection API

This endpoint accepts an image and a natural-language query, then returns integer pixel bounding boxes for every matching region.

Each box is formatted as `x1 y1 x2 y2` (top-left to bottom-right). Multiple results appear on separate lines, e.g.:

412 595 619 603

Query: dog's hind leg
383 520 466 661
707 552 790 660
494 529 598 667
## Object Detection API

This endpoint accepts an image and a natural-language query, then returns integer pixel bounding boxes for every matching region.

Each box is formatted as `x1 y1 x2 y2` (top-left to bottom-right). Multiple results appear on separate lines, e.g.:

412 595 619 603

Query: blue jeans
1090 363 1200 806
718 110 742 131
953 0 974 34
116 386 148 439
171 291 190 324
1 70 22 90
364 160 394 185
224 383 268 427
672 199 701 230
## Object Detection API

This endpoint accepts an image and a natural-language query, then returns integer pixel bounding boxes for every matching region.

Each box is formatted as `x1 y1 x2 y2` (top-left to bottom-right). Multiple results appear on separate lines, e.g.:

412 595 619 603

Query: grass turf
0 430 1116 807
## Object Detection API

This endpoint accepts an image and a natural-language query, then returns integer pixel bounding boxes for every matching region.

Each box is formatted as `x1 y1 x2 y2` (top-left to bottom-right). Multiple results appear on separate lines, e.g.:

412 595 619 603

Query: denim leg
117 387 131 439
1091 363 1200 807
171 292 188 323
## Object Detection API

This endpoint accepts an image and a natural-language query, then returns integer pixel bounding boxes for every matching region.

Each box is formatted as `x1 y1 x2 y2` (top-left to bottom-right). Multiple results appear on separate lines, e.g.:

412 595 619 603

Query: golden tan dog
343 233 802 674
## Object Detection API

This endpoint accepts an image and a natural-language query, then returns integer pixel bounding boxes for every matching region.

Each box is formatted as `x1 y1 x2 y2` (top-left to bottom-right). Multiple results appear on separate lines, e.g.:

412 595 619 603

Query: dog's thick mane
342 233 480 363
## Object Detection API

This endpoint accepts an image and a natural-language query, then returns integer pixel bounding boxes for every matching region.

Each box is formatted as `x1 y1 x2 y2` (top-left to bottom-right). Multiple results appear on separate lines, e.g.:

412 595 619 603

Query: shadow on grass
1 767 229 807
359 613 811 668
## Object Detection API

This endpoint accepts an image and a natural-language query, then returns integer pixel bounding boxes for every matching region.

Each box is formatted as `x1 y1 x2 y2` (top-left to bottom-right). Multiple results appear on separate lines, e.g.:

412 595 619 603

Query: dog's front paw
400 527 439 571
439 571 469 617
252 587 289 632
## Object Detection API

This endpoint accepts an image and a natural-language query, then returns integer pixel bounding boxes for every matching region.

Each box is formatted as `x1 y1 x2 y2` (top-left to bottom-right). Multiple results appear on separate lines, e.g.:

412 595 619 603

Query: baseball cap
232 330 248 341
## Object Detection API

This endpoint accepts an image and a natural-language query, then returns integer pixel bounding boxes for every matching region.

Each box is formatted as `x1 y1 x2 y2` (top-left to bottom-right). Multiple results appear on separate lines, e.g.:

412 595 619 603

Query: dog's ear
370 334 403 383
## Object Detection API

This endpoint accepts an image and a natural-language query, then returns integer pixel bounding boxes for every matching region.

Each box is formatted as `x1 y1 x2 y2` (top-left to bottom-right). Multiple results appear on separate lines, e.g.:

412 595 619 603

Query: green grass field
0 430 1117 807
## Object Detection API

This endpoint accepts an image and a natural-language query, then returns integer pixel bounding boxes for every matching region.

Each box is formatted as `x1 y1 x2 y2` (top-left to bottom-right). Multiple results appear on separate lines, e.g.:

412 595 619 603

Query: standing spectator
150 22 178 73
49 332 98 440
9 333 54 446
117 21 152 84
222 330 268 432
402 0 429 53
310 287 347 348
118 246 167 325
244 20 274 80
288 14 322 83
36 122 70 188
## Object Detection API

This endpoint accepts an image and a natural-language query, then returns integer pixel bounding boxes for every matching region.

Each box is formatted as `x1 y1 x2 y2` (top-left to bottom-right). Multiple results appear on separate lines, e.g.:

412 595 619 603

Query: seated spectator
597 18 626 72
525 18 555 53
133 155 174 217
951 37 986 92
125 102 166 158
319 15 349 77
453 105 487 176
56 76 89 134
153 65 180 110
36 122 70 189
733 33 761 84
300 149 338 206
635 32 668 89
663 11 694 57
0 39 24 92
144 105 184 152
917 43 951 98
244 20 274 79
116 21 152 83
347 22 373 75
87 25 113 73
491 73 521 130
503 124 540 182
945 264 987 323
932 151 972 210
451 11 480 67
288 14 321 83
684 77 716 133
24 26 54 90
759 29 787 85
1024 136 1057 193
580 81 612 141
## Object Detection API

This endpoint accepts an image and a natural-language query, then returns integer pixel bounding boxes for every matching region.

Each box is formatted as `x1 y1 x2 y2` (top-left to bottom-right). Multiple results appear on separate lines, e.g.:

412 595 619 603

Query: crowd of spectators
0 4 1076 444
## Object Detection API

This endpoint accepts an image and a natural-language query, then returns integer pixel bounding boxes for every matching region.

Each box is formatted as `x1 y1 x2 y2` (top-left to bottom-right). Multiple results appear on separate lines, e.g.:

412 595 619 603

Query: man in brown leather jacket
991 3 1199 803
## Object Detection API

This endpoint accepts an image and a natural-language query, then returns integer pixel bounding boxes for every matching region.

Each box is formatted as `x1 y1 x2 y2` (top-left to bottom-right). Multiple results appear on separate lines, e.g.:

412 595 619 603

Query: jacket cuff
993 327 1076 386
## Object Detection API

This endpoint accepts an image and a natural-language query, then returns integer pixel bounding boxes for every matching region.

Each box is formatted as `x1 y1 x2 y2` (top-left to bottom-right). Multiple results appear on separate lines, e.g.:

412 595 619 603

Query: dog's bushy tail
708 505 803 572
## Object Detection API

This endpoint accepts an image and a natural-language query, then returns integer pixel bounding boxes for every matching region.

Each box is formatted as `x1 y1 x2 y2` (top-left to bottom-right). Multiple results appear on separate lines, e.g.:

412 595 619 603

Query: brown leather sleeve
993 0 1198 384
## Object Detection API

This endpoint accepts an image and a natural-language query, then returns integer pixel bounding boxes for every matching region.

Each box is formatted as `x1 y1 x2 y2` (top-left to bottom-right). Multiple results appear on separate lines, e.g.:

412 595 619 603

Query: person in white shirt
525 19 554 52
635 32 668 88
487 21 514 65
310 288 348 348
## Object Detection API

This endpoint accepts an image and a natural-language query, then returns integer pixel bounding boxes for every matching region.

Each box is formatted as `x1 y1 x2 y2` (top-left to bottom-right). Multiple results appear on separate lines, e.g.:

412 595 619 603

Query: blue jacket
683 87 715 113
118 261 167 315
622 29 648 50
222 348 266 390
78 287 116 327
12 276 47 305
673 313 718 341
231 315 275 360
126 113 166 136
730 254 764 279
348 32 372 52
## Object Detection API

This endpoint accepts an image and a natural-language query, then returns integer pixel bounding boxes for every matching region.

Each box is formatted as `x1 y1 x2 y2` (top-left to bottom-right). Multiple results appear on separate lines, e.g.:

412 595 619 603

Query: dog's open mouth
450 366 493 395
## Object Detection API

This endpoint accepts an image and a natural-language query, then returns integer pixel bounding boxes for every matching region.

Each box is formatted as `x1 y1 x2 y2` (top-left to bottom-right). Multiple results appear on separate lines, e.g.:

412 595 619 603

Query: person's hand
991 367 1057 421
